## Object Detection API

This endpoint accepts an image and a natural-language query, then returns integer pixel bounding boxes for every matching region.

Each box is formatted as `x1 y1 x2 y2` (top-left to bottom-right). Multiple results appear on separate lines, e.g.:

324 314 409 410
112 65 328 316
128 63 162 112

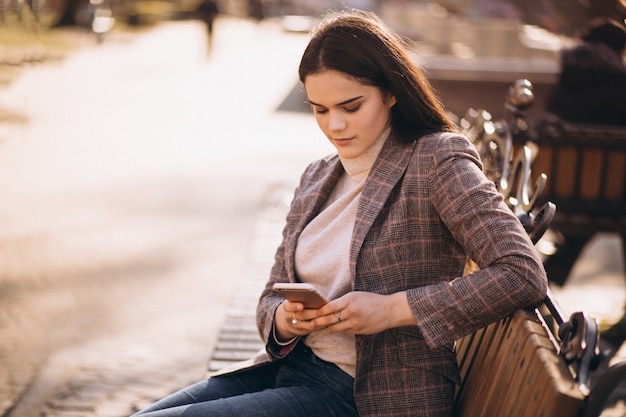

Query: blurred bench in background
525 116 626 238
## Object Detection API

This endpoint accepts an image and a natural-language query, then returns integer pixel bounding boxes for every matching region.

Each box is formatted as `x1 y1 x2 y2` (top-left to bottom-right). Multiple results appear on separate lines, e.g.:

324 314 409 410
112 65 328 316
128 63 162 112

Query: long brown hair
299 10 457 141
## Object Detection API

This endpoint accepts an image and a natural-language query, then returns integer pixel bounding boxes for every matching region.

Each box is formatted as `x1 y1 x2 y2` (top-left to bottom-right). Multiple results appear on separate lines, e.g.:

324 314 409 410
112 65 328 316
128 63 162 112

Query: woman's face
304 70 396 160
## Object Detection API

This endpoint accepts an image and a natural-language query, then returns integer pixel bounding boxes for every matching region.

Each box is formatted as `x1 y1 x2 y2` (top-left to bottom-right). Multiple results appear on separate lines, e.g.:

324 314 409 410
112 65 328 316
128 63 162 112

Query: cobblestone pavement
1 180 289 417
35 183 290 417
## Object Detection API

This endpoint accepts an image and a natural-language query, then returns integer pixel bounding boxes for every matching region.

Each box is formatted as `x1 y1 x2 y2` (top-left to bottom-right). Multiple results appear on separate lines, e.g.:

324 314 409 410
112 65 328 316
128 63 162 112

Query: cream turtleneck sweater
295 128 390 377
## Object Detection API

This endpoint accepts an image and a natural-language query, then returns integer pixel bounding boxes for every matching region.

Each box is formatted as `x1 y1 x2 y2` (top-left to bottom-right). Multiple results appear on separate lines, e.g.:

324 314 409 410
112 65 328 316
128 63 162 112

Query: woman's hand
274 300 330 342
313 291 417 335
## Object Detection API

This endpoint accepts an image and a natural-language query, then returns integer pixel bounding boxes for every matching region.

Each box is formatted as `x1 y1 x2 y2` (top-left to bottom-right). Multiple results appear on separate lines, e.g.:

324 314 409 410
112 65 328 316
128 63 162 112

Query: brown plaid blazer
255 131 548 417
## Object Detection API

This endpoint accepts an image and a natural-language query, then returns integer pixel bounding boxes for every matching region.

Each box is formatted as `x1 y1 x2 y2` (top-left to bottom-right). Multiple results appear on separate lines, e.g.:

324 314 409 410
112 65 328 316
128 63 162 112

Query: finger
318 300 346 316
282 300 304 314
311 311 341 328
289 311 318 329
291 318 321 335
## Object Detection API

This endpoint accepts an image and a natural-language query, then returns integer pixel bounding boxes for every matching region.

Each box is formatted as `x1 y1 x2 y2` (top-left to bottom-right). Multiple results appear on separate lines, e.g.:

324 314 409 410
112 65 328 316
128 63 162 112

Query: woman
132 10 547 417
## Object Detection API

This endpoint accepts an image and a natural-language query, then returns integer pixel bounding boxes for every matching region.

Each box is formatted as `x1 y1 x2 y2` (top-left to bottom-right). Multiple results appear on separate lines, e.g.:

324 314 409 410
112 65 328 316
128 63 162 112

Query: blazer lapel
284 156 345 282
351 136 417 270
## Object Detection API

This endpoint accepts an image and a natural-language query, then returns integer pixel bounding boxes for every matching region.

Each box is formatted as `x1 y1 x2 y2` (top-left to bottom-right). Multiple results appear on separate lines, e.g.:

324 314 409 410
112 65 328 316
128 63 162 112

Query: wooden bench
454 295 626 416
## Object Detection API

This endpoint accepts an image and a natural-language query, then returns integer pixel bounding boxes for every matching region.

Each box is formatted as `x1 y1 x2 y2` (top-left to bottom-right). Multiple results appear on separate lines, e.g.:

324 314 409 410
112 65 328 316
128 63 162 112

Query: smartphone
272 283 329 309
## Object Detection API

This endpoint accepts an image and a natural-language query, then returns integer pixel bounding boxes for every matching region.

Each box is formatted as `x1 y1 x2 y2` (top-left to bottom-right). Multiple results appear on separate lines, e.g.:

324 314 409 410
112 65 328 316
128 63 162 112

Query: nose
328 111 347 132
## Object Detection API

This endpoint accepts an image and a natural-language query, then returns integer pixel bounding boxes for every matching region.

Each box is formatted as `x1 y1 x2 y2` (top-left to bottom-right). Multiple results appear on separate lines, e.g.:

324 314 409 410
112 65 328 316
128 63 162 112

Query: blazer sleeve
255 158 332 359
407 133 548 348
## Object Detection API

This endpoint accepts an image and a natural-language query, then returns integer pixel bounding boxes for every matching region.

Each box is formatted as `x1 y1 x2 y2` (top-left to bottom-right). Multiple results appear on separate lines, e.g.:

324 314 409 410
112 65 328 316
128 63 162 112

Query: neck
339 127 391 179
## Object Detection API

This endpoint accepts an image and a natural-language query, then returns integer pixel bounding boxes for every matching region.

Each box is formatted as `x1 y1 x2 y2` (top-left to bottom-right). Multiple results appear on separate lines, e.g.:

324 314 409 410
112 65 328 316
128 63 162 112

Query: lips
333 137 354 145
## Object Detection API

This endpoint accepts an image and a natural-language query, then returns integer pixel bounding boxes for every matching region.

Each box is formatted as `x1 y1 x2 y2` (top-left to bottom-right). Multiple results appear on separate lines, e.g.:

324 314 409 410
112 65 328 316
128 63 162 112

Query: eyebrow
308 96 364 107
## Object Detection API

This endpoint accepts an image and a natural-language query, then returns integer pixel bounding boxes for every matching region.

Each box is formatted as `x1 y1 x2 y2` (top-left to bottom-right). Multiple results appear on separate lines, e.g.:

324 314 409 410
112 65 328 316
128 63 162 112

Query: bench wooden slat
464 312 529 416
580 149 603 200
607 150 626 200
479 315 530 415
454 319 509 416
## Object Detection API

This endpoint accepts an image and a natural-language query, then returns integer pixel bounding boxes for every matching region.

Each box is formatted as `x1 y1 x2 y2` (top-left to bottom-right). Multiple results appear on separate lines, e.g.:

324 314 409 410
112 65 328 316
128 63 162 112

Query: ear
387 93 397 108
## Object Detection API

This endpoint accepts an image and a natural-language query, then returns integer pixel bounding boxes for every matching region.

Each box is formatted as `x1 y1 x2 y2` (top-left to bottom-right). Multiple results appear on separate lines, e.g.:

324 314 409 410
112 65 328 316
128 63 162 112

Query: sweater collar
338 128 391 180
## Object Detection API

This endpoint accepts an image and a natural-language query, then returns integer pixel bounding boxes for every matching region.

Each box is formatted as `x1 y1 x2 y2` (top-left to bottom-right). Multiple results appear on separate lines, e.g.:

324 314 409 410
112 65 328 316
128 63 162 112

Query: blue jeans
131 343 358 417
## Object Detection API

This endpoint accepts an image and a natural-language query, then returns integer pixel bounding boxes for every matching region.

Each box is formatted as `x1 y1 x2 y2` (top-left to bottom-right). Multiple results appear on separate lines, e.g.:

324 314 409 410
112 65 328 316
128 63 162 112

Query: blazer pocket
396 330 461 384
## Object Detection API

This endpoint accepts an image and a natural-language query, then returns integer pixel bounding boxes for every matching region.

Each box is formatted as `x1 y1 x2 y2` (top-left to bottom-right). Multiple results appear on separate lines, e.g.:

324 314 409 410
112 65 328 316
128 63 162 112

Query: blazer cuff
267 321 300 358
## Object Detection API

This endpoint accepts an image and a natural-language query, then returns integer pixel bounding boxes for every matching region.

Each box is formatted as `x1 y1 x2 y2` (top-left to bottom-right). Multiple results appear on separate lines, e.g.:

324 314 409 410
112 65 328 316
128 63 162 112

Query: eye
312 107 328 115
345 105 361 113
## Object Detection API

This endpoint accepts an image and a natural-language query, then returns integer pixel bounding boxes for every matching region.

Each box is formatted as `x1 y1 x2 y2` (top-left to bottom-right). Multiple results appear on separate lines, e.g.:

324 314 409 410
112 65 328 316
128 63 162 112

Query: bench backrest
453 309 586 417
525 116 626 224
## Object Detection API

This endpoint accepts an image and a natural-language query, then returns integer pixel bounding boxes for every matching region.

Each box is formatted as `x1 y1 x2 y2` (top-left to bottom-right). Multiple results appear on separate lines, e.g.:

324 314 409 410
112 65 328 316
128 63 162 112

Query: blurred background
5 0 626 119
6 0 625 32
1 1 625 416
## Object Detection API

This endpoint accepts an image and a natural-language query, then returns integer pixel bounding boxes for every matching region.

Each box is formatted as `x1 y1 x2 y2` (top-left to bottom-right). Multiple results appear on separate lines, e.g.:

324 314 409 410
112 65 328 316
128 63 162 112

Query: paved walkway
26 184 290 417
0 17 323 417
